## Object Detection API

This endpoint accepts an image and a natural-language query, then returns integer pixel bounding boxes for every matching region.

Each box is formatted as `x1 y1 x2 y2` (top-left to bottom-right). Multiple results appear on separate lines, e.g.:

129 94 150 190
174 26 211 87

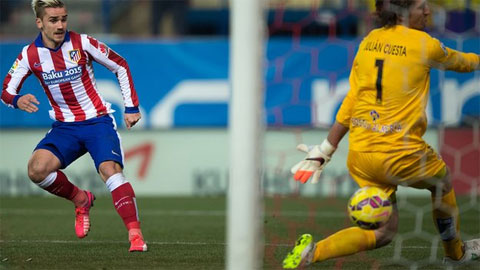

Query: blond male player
1 0 147 252
283 0 480 268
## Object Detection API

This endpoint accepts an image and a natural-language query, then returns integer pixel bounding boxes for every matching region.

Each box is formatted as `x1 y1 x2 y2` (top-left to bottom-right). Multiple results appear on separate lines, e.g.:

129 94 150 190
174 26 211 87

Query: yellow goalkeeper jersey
336 24 479 153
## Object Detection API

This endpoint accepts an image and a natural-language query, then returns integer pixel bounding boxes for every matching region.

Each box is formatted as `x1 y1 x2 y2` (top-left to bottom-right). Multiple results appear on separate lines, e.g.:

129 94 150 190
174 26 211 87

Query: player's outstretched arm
124 112 141 130
291 121 349 184
429 38 480 72
327 121 349 147
17 94 40 113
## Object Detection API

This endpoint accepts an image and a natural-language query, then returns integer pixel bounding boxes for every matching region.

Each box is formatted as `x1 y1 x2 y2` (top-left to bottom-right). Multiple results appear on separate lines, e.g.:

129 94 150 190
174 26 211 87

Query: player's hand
290 139 336 184
124 112 141 130
17 94 40 113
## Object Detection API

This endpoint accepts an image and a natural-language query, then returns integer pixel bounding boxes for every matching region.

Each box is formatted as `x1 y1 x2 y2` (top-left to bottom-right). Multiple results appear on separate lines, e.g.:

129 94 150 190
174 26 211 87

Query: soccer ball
347 186 393 230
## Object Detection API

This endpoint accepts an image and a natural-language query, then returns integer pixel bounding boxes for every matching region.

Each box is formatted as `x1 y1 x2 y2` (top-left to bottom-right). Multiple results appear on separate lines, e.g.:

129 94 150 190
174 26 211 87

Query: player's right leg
30 126 95 238
283 151 400 268
283 203 398 269
283 234 315 269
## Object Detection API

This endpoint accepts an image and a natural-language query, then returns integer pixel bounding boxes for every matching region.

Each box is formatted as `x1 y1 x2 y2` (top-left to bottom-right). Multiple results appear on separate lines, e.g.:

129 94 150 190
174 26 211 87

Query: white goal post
227 0 265 269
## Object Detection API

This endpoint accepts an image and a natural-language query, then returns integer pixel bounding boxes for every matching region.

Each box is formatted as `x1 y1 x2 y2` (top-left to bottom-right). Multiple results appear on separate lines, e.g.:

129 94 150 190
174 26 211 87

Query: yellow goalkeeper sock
432 188 463 260
313 227 376 262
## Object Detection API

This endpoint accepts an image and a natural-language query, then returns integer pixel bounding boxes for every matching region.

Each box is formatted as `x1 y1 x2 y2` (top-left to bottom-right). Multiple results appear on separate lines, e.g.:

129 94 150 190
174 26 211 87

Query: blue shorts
35 114 124 171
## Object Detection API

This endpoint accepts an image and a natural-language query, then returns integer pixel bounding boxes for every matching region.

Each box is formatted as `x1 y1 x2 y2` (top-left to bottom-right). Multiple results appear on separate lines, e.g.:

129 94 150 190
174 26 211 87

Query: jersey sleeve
335 56 359 127
1 49 32 109
428 37 480 72
82 35 140 112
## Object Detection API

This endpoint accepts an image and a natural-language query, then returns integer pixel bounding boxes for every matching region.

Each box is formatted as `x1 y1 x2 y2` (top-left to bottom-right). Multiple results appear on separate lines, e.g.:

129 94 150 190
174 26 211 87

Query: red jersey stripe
2 52 32 105
49 49 86 121
88 36 98 48
27 44 65 121
108 50 139 107
70 33 107 117
4 31 139 122
1 73 15 104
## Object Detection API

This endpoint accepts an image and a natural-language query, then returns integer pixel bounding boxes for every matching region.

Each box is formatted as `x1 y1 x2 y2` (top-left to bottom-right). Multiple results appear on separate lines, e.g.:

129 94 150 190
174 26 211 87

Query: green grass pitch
1 196 478 269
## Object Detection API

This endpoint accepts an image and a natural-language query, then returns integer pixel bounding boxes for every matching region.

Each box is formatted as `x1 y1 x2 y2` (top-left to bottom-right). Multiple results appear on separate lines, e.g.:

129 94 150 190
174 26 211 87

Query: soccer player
283 0 479 268
1 0 147 252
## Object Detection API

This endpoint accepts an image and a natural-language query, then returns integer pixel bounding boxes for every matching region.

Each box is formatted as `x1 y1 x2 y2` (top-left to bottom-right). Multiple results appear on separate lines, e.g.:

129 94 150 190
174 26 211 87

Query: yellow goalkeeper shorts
346 143 447 196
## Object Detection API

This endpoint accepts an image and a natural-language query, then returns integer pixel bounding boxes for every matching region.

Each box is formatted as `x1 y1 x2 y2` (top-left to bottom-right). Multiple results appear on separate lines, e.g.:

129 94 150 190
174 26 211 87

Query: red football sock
39 170 85 207
111 182 140 229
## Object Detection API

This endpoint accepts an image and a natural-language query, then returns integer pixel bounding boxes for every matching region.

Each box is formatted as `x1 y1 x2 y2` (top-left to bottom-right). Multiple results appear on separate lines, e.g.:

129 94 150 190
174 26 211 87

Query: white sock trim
105 173 127 192
133 197 139 221
37 171 57 188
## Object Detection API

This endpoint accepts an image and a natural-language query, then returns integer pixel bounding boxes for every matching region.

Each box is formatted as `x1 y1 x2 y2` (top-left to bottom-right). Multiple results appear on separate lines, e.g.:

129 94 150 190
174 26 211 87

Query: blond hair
31 0 65 18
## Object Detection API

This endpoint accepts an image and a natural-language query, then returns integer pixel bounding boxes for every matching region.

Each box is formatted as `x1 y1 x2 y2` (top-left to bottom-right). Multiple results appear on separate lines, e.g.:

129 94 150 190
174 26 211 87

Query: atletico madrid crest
69 49 81 63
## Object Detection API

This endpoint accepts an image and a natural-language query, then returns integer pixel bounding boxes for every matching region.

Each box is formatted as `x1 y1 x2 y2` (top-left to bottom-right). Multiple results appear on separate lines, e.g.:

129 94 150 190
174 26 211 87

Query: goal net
263 0 479 268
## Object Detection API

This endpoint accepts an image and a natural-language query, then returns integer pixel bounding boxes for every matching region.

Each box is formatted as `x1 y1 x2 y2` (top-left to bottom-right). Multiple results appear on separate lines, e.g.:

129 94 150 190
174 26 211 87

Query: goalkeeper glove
290 139 336 184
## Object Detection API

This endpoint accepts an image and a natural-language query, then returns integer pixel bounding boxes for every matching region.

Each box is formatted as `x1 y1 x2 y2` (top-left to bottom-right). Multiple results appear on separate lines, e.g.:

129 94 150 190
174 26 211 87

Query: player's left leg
404 147 460 258
414 166 480 265
428 167 463 260
444 239 480 265
403 145 477 263
412 167 479 264
84 115 147 252
98 161 147 252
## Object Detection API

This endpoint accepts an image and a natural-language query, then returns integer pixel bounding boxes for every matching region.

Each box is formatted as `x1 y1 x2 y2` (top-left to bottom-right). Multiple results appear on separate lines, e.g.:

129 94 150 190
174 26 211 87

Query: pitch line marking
1 208 478 220
0 239 432 249
0 208 346 217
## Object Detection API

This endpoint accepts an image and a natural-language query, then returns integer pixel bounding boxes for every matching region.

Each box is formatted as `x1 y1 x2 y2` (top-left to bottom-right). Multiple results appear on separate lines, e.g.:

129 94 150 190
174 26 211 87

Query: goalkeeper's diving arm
290 121 349 184
327 121 349 148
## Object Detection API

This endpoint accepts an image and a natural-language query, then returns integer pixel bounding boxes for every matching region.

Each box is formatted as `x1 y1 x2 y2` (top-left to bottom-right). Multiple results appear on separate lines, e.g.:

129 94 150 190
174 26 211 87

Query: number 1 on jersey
375 59 384 104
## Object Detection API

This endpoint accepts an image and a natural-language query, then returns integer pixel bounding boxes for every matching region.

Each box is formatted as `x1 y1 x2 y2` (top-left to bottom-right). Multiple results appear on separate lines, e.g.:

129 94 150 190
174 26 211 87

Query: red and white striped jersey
1 31 139 122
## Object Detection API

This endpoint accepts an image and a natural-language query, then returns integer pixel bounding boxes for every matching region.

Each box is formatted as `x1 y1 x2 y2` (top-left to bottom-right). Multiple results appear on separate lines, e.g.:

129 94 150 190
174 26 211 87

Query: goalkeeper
283 0 480 268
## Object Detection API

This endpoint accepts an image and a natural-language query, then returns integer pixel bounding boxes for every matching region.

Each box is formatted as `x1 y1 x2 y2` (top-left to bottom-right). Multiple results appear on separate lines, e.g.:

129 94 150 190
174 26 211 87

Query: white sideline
0 208 346 217
0 239 432 249
1 208 478 220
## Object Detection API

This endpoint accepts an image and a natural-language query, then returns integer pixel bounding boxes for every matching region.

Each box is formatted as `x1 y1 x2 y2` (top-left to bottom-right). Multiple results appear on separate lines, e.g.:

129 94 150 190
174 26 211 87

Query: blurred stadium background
1 0 479 269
